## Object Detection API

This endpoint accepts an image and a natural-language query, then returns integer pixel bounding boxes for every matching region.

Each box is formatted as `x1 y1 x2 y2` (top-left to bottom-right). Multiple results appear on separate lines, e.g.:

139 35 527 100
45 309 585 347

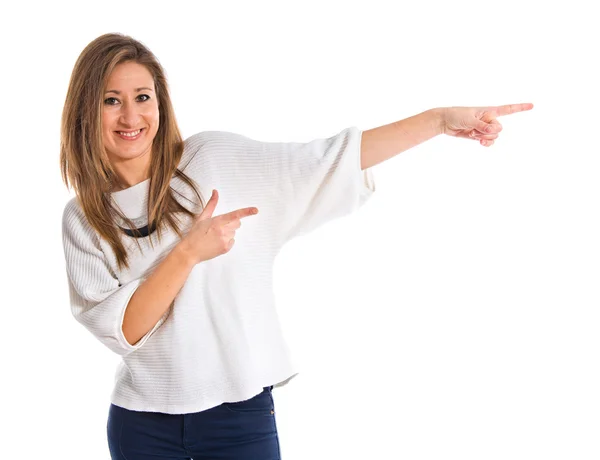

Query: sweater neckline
110 178 150 219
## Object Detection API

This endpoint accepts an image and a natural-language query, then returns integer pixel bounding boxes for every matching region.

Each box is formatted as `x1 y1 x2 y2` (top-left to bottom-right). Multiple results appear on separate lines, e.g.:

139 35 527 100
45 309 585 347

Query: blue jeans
107 386 281 459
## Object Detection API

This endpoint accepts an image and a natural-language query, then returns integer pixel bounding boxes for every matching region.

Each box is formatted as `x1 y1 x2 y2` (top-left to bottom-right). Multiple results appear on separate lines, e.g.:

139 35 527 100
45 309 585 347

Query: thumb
473 116 494 135
197 189 219 220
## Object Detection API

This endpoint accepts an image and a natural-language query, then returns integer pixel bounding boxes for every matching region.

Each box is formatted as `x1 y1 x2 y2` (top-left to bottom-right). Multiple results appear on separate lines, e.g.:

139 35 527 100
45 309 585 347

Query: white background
1 1 598 459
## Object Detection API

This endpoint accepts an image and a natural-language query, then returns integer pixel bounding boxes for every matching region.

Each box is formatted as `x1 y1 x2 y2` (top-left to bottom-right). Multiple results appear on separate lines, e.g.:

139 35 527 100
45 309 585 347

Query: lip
115 128 144 140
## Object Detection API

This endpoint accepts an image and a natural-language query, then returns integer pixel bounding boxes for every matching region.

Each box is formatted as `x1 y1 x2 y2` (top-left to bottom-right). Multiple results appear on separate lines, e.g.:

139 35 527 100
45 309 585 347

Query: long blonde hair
60 32 205 271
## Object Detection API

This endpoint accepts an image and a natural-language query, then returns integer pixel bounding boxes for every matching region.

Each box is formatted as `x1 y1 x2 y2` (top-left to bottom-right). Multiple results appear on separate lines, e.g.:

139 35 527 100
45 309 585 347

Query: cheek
102 111 118 133
101 124 111 145
146 108 160 131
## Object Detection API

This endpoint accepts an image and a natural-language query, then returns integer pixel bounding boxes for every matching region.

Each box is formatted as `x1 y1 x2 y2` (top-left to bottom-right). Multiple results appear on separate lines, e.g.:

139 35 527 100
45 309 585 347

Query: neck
107 146 153 192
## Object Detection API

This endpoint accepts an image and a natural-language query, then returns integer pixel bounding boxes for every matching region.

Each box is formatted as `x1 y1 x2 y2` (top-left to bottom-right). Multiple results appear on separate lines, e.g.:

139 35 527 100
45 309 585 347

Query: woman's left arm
360 103 534 170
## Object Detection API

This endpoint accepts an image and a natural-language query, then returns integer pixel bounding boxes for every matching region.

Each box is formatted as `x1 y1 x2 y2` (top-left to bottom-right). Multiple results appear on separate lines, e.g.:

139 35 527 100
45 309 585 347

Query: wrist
428 107 447 136
173 240 198 268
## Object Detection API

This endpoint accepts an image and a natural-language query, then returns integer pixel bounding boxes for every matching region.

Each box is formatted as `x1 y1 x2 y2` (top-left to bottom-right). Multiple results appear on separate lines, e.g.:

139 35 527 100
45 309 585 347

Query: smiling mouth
115 128 145 139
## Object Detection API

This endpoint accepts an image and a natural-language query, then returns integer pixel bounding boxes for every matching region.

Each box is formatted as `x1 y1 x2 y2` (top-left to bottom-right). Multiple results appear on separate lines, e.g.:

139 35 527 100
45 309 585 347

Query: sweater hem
109 371 299 415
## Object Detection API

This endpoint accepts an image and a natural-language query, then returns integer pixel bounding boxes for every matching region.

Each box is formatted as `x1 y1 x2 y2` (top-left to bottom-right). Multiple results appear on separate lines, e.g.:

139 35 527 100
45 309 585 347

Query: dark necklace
118 220 157 238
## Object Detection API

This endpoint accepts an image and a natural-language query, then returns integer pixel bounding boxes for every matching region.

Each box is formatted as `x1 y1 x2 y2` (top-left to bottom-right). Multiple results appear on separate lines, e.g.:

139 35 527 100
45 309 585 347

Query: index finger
489 102 534 117
219 207 259 223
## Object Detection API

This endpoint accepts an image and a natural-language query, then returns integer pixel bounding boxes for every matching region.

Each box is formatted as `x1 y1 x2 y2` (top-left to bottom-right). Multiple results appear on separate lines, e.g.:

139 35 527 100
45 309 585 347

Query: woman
60 32 532 459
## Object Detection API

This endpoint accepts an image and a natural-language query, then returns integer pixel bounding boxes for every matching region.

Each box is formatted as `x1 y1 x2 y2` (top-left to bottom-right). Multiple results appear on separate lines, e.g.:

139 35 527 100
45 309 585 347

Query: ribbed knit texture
61 126 376 414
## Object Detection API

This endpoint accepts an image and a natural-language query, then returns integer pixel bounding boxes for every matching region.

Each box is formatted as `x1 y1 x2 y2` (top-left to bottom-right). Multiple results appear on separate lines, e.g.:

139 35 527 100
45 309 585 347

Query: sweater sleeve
61 199 167 357
231 126 376 245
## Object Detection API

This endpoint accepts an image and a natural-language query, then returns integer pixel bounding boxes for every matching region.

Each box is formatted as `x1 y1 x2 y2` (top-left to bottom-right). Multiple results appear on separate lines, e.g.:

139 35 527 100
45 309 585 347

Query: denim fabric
107 386 280 459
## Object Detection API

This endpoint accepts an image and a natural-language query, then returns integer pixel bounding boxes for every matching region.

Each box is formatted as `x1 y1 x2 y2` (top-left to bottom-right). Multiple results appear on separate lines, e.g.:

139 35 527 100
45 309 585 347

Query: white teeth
118 129 141 137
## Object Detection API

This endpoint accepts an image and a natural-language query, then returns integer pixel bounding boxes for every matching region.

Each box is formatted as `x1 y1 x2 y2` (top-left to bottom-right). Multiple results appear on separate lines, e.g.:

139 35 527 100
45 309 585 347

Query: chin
106 144 151 161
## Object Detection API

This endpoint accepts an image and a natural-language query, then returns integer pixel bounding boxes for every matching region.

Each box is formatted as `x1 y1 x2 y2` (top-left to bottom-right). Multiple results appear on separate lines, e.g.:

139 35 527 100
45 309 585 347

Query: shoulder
61 196 98 245
184 130 256 152
62 196 83 227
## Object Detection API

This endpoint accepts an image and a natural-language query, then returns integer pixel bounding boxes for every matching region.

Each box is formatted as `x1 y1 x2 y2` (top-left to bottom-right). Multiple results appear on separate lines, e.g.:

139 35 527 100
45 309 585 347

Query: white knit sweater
61 126 376 414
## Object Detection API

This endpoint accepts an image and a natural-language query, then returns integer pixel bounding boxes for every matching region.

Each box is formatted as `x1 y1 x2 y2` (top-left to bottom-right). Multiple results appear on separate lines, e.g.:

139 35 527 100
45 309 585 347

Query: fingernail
486 126 493 133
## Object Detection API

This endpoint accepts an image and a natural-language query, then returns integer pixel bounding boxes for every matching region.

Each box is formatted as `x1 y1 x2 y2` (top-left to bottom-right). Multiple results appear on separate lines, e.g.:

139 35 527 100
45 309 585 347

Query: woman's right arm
121 243 195 346
121 189 258 346
62 190 257 356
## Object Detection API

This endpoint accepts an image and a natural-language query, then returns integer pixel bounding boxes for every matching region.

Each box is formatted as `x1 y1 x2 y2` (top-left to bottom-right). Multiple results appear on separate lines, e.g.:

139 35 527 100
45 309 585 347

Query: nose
119 99 142 127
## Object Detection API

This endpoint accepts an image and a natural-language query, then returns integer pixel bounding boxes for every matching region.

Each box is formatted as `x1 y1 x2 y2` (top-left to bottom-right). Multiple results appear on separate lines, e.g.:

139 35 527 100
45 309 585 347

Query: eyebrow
105 87 154 94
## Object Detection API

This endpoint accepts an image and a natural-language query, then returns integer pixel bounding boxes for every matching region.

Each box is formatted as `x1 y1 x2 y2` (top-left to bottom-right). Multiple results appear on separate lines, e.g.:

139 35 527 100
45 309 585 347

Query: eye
103 94 151 105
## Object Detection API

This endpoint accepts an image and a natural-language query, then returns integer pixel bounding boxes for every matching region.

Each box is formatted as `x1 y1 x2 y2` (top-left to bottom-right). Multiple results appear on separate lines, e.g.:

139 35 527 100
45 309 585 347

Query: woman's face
102 61 160 179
